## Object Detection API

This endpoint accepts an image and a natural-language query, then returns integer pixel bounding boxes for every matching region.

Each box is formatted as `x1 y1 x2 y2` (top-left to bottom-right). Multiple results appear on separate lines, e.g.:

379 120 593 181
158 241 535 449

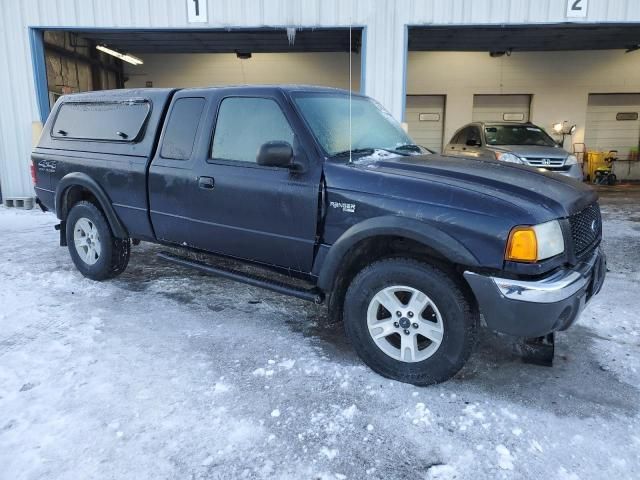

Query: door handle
198 176 215 190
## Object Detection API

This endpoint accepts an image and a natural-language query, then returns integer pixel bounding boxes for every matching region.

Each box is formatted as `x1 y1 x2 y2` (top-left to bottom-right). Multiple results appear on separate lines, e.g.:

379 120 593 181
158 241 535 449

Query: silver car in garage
443 122 583 180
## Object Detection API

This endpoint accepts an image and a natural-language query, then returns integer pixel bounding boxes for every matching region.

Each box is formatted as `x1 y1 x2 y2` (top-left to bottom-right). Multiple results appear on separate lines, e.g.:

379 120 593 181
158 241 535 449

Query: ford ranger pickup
32 86 606 385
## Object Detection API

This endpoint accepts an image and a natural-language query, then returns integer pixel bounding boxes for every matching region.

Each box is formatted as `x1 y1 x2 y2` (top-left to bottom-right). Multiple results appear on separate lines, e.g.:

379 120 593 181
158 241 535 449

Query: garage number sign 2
566 0 588 18
187 0 208 23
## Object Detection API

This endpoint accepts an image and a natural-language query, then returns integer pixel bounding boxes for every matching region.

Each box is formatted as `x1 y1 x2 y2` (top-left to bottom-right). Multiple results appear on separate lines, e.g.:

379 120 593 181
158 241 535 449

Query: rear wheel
66 201 130 280
343 258 478 385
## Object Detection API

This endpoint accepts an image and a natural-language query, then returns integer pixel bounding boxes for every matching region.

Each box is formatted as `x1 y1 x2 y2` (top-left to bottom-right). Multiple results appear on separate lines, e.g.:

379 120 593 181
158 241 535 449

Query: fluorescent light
96 45 143 65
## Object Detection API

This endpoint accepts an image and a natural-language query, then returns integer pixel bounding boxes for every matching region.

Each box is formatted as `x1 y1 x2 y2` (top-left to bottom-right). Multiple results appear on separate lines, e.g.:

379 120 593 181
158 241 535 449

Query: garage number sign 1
187 0 208 23
566 0 588 18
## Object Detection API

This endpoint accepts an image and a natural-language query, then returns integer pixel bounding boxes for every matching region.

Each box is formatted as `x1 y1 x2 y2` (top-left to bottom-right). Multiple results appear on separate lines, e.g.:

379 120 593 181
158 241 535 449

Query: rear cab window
52 100 150 142
160 97 206 160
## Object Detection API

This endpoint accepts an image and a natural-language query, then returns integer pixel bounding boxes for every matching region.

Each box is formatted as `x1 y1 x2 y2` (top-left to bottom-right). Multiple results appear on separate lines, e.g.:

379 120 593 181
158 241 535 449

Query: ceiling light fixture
96 45 144 65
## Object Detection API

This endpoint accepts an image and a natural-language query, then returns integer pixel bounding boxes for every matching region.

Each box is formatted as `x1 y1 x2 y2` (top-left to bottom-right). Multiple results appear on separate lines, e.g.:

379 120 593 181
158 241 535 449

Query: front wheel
66 201 130 281
343 258 478 385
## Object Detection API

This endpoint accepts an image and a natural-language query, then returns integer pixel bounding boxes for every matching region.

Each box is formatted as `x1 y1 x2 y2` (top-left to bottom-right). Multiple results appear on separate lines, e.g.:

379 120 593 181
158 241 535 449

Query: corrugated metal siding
1 0 640 197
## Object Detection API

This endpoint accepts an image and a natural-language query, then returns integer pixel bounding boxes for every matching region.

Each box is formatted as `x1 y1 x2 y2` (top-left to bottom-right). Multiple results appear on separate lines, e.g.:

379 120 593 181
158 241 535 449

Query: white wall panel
2 0 640 198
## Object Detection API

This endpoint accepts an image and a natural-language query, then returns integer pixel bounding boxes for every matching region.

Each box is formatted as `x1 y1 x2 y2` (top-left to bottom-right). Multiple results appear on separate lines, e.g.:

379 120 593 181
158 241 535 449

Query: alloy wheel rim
73 217 102 265
366 285 444 363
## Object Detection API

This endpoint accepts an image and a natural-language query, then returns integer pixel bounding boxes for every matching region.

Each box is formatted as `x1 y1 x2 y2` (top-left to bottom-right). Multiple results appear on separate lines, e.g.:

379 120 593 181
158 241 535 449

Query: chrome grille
523 157 565 167
568 203 602 258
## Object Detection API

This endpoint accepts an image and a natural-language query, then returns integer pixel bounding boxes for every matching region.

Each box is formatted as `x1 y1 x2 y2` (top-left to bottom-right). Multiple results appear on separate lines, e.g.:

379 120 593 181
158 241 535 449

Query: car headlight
565 154 578 165
505 220 564 262
495 152 524 164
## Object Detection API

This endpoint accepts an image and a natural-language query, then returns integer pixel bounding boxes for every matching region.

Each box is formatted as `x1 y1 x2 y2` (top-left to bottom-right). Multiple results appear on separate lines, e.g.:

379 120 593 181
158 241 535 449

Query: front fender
315 215 480 291
55 172 128 239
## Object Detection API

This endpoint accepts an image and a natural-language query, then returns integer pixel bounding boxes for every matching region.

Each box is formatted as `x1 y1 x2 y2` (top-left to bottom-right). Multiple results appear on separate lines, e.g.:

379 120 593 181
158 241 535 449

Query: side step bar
158 251 325 304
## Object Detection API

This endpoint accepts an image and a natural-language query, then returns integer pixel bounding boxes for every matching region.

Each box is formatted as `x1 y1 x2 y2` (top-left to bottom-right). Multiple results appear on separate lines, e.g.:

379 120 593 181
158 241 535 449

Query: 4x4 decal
38 159 57 173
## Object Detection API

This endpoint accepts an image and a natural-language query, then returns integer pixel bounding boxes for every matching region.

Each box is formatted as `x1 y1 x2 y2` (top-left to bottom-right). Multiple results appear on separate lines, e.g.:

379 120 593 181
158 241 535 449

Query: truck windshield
292 93 413 157
484 125 557 147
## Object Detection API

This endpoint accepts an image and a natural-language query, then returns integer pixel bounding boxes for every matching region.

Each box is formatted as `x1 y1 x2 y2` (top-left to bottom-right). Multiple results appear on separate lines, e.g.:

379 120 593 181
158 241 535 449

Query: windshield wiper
332 148 376 158
394 143 422 153
332 146 413 159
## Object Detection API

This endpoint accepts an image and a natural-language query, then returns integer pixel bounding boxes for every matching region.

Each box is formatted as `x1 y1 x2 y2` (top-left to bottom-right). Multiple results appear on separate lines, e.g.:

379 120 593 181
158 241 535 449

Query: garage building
2 0 640 203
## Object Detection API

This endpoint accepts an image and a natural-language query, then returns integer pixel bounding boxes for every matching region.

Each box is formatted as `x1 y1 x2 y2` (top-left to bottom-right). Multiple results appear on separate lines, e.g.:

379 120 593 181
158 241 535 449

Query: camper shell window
52 100 151 142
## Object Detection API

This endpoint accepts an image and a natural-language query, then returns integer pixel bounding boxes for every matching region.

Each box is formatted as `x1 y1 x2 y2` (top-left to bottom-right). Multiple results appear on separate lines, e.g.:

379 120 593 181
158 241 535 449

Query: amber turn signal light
505 227 537 262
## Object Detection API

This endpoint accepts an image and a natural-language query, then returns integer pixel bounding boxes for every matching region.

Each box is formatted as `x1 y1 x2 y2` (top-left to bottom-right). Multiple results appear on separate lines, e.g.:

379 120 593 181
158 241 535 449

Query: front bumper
533 163 583 180
558 163 584 181
464 247 606 337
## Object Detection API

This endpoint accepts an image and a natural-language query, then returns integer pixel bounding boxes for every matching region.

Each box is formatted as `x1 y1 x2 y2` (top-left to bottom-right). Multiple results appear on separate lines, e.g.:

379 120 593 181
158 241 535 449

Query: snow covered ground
1 189 639 480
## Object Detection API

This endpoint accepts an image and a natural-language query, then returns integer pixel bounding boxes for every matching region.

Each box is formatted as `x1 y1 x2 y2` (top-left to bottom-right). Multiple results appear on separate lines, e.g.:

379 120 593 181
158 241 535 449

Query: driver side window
211 97 294 163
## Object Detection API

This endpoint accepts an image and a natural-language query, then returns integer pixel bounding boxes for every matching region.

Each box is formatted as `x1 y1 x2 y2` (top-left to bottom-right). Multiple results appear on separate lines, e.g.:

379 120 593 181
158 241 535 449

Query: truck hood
343 153 596 219
490 145 568 159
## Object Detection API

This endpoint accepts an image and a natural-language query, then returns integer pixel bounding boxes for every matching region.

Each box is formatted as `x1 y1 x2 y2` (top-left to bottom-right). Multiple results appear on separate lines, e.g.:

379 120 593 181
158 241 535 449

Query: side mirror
466 138 481 147
256 141 293 168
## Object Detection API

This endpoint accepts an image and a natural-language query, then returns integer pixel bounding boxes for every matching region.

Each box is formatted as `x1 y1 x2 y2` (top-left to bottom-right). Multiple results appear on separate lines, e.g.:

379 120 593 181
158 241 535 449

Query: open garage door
585 94 640 157
405 95 445 153
472 95 531 123
35 27 362 119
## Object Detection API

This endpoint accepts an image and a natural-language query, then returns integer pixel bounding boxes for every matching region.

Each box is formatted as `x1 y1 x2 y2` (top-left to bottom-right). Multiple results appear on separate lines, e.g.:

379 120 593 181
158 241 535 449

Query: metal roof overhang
408 23 640 52
69 27 362 54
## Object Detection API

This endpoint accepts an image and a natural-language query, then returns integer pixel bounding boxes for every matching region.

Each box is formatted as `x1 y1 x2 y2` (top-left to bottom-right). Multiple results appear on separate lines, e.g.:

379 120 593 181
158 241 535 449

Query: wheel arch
55 172 128 239
315 216 480 320
316 216 480 292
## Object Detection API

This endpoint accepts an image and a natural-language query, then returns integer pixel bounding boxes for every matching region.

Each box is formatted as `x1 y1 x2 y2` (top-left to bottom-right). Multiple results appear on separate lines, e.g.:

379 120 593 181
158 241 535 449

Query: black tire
66 201 130 281
607 174 617 186
343 258 478 386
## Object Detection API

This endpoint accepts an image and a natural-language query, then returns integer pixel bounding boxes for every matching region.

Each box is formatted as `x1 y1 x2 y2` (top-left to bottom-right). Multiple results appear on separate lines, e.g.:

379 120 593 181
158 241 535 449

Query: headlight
505 220 564 263
565 154 578 166
495 152 524 164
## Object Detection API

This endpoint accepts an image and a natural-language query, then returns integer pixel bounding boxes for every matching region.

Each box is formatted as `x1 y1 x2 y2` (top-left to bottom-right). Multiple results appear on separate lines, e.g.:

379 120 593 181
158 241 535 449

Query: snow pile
1 194 639 479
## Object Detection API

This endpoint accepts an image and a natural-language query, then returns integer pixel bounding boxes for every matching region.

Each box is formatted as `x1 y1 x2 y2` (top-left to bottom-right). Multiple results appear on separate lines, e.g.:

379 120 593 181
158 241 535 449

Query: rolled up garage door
585 93 640 158
472 94 531 123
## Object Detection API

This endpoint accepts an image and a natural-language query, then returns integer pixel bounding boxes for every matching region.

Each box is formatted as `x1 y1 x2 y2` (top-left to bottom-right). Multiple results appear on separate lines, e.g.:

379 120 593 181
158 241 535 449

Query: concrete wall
124 52 361 91
407 49 640 151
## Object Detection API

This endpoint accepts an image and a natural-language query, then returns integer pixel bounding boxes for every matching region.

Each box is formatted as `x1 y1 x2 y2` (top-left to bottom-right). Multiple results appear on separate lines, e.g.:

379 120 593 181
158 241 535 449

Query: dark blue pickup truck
32 85 605 385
